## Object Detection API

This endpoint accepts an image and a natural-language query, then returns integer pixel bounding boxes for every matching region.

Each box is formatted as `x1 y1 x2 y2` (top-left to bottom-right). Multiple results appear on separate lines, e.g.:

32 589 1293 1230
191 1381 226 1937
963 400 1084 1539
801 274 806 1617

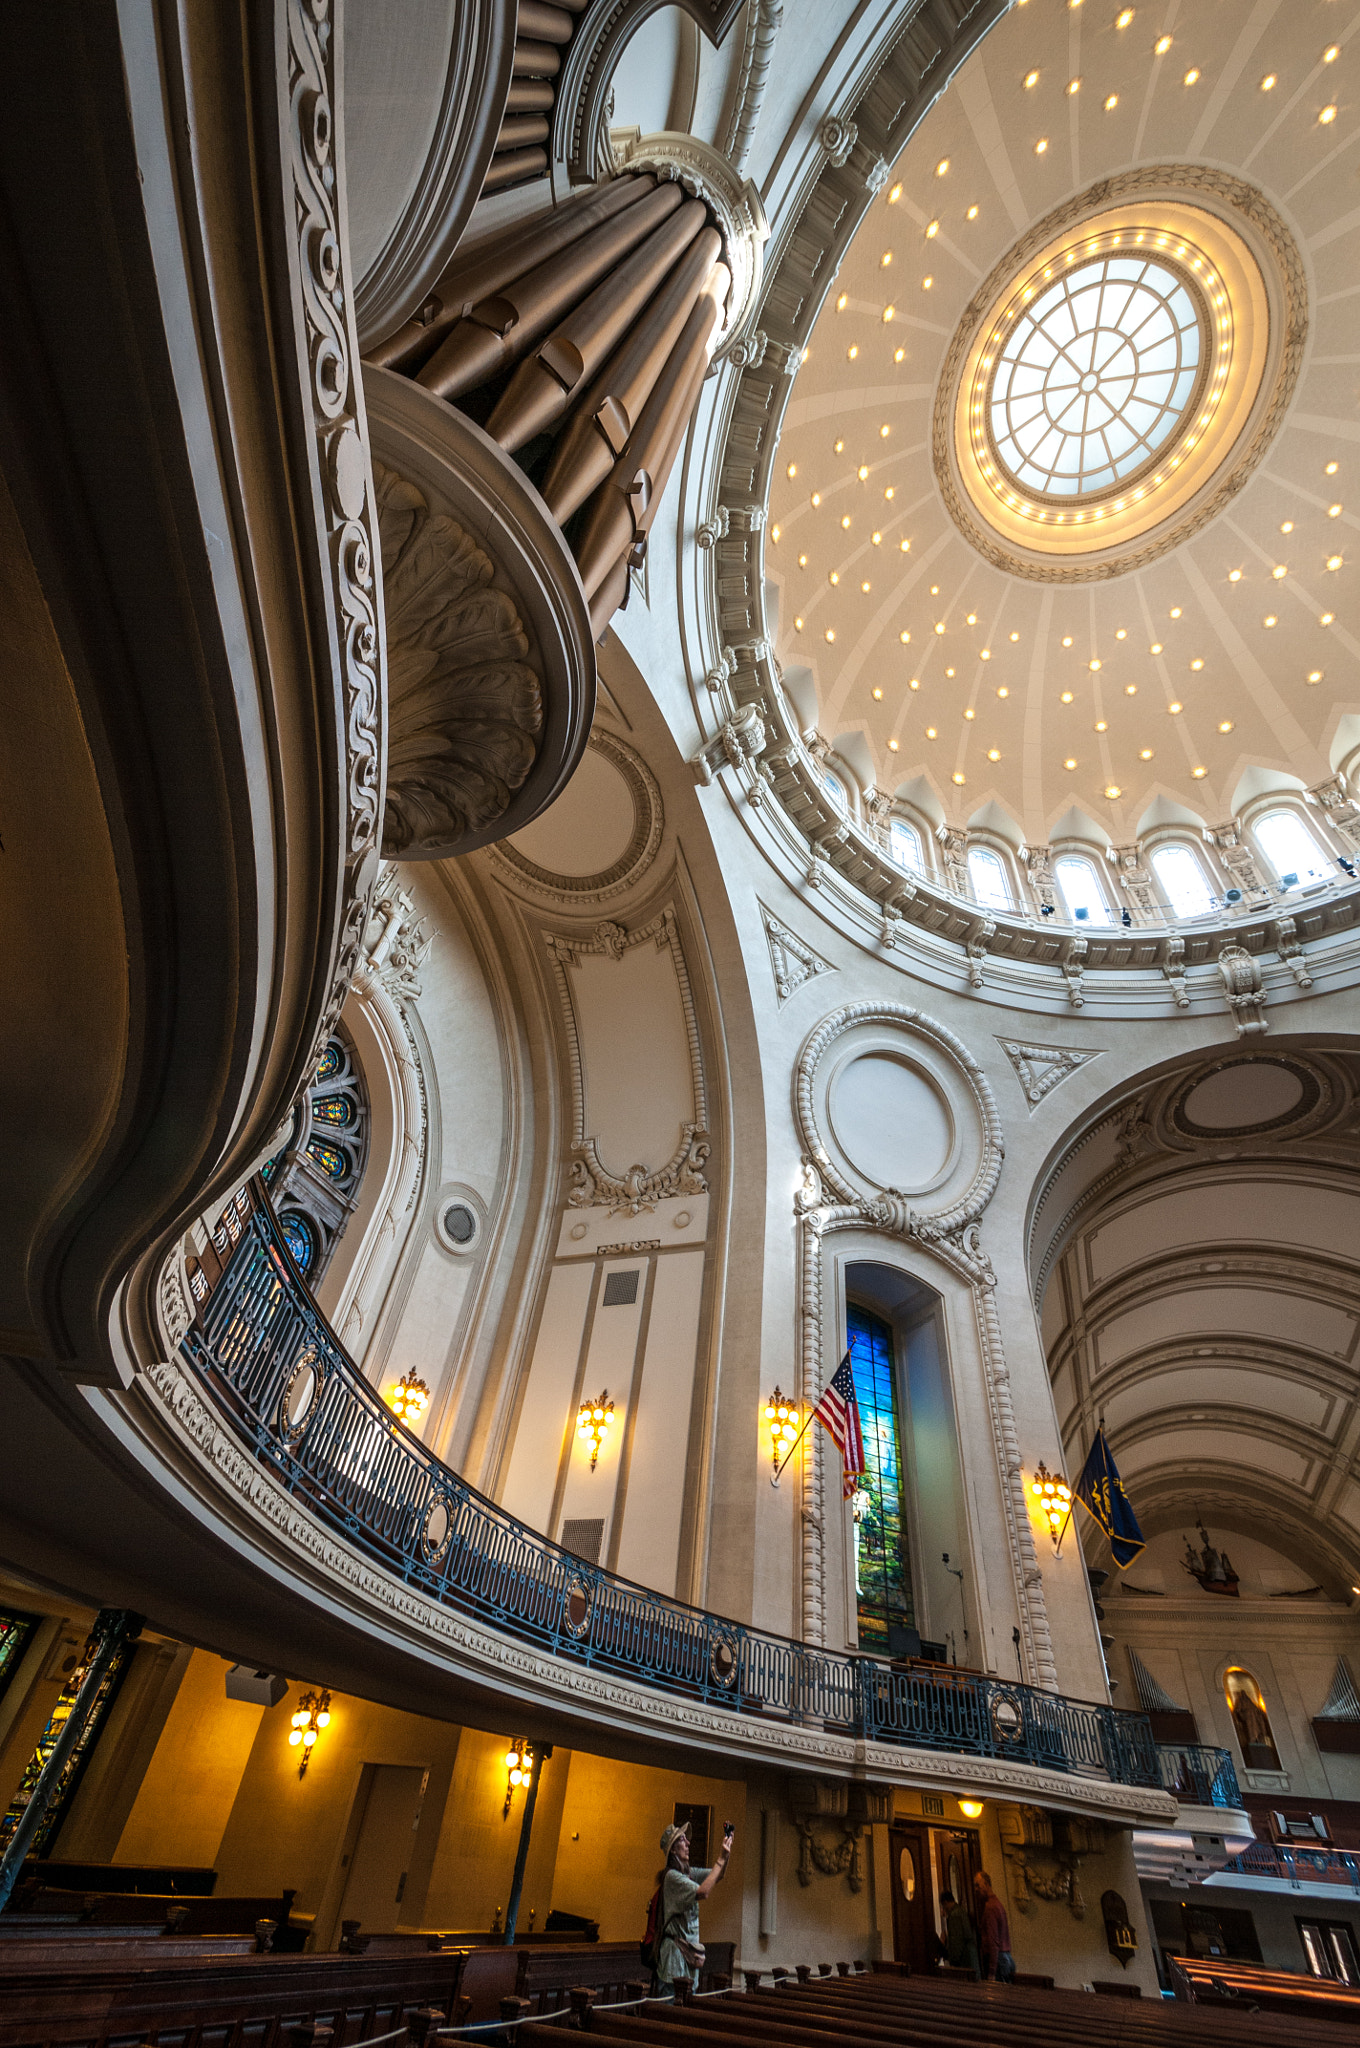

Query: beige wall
113 1651 265 1870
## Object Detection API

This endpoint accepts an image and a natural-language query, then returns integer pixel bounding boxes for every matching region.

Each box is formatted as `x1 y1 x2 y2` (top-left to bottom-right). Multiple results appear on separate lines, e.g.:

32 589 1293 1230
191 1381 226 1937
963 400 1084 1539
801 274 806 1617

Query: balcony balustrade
182 1187 1162 1791
1222 1841 1360 1892
1156 1744 1244 1810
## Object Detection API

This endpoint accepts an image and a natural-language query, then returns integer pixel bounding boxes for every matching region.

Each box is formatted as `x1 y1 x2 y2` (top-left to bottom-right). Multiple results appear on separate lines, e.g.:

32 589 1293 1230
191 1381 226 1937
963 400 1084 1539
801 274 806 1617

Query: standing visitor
939 1888 980 1978
653 1818 734 1995
973 1870 1015 1983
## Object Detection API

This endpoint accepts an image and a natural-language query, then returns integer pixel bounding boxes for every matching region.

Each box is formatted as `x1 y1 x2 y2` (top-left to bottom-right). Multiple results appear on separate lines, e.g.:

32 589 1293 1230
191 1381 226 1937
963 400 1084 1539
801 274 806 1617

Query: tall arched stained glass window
266 1030 370 1288
846 1304 915 1652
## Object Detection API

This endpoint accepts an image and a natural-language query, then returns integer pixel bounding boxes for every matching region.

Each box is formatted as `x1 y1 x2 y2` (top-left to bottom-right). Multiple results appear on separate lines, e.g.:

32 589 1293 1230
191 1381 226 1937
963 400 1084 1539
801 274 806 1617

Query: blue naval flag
1072 1425 1146 1568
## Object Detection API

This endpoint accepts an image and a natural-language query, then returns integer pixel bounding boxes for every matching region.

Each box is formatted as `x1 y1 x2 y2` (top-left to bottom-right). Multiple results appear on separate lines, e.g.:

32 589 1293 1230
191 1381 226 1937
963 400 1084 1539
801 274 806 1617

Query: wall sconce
958 1797 985 1820
386 1370 430 1425
504 1737 532 1817
576 1392 614 1470
764 1388 801 1474
1030 1461 1072 1547
288 1688 331 1777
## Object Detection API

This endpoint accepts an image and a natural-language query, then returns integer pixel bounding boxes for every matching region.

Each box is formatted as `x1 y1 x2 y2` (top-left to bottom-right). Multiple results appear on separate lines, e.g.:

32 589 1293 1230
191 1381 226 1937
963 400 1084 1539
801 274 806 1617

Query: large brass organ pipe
486 195 705 453
518 0 574 40
418 181 681 402
586 343 712 639
367 176 651 374
574 261 729 600
539 224 722 523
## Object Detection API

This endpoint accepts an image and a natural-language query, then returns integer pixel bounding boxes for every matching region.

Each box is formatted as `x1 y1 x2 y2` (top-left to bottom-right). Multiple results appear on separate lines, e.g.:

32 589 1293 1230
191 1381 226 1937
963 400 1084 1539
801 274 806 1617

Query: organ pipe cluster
485 0 587 195
373 172 731 635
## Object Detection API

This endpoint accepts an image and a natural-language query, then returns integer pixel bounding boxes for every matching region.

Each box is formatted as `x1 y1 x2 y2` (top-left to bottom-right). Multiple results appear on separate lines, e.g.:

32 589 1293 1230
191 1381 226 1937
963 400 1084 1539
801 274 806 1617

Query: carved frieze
762 906 835 1006
996 1039 1102 1111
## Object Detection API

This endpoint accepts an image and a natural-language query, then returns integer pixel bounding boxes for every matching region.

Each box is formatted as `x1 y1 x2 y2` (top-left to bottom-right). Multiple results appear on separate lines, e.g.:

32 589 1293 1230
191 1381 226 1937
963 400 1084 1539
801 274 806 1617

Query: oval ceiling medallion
492 729 663 902
934 168 1305 582
1171 1055 1320 1138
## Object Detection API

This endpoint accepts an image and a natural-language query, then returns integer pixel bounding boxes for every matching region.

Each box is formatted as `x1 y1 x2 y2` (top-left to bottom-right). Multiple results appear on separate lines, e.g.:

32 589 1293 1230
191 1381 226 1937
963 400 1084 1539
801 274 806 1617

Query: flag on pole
813 1353 866 1500
1072 1425 1146 1568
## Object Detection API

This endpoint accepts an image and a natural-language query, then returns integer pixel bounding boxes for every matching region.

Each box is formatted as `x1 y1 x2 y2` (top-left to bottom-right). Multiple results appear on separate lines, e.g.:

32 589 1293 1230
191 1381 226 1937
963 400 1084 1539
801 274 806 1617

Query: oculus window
1152 844 1215 918
1055 854 1114 925
989 256 1203 500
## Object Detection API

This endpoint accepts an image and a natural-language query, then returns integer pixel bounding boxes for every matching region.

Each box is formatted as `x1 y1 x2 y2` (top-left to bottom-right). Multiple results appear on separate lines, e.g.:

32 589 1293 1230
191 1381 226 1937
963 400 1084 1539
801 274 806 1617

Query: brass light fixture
958 1797 985 1820
764 1388 801 1473
576 1392 614 1470
386 1370 430 1424
1030 1461 1073 1547
504 1738 532 1817
288 1688 332 1777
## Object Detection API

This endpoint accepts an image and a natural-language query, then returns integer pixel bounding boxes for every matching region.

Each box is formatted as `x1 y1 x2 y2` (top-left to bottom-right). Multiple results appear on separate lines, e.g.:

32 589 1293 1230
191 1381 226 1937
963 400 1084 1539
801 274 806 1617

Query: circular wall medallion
1172 1056 1320 1138
280 1345 322 1440
829 1052 955 1195
435 1184 486 1256
420 1491 455 1566
492 730 663 903
934 168 1305 581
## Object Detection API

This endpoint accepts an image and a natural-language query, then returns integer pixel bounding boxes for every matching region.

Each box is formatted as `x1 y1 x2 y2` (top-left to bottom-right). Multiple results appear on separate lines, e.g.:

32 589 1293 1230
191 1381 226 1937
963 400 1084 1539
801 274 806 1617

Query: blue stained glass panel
314 1042 342 1081
846 1304 915 1651
307 1139 348 1181
312 1094 354 1127
280 1212 317 1274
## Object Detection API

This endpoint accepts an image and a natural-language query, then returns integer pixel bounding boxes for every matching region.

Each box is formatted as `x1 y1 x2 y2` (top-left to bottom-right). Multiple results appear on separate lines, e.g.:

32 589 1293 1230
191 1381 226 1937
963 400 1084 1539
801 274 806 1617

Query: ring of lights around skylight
937 181 1288 578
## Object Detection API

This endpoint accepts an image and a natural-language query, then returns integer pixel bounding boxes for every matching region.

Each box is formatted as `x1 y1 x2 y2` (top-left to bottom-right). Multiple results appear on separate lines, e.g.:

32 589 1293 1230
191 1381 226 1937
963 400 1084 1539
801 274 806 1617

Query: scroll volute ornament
374 464 543 858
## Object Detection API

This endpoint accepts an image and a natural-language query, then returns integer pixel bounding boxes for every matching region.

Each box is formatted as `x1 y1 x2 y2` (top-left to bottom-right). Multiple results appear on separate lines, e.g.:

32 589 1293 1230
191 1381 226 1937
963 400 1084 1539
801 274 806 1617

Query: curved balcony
168 1181 1177 1822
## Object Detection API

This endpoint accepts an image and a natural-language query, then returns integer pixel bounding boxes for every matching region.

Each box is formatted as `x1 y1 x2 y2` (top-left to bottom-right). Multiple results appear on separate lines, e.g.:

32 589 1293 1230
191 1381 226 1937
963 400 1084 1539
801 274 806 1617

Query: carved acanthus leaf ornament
374 465 542 857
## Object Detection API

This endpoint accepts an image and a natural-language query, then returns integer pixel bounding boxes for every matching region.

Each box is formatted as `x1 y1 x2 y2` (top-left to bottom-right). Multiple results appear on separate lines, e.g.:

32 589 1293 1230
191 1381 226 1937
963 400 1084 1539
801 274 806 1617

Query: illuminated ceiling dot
952 771 966 784
1125 683 1137 695
1105 784 1122 798
1168 701 1183 713
1104 93 1119 111
1260 74 1276 91
1190 657 1204 670
1321 611 1334 625
1140 748 1153 759
1024 69 1040 87
1308 670 1323 683
1329 504 1342 517
899 630 910 644
1155 34 1172 53
1192 766 1208 778
987 748 1001 761
1061 690 1074 702
1228 569 1241 581
1094 719 1108 732
1327 461 1339 475
967 205 979 220
1263 614 1277 626
872 687 883 699
824 627 835 643
888 738 899 751
997 685 1008 697
1328 554 1344 571
1065 757 1078 770
1218 720 1234 733
1184 68 1199 86
1035 137 1049 154
1320 105 1338 125
1151 642 1163 653
936 158 950 177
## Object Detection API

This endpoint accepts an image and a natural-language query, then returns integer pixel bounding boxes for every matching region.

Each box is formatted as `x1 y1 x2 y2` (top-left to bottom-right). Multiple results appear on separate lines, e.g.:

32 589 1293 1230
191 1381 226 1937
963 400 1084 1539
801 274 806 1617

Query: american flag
813 1353 866 1500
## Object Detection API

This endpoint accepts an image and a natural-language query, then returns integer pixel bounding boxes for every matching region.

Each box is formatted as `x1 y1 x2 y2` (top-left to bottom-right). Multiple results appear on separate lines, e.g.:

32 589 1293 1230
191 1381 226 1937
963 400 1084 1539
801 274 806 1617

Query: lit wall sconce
386 1370 430 1425
764 1388 801 1474
288 1688 331 1777
504 1737 532 1816
576 1392 614 1470
958 1797 985 1820
1030 1461 1072 1547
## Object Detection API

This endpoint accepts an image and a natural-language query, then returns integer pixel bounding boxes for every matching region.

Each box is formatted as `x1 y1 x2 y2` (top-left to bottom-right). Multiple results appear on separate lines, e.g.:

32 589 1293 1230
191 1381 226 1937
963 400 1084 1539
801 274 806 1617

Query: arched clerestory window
1055 853 1115 925
1151 843 1215 918
1253 808 1329 892
967 845 1013 910
263 1032 370 1285
889 818 925 873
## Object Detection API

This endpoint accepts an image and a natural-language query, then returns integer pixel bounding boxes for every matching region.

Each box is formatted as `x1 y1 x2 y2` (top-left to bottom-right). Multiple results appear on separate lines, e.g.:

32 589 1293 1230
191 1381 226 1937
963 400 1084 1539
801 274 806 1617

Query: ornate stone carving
1023 844 1056 915
931 167 1308 583
939 827 969 899
727 328 769 371
997 1039 1102 1111
1061 937 1087 1010
794 1820 863 1891
818 116 857 168
1311 776 1360 856
762 906 835 1006
1274 916 1314 991
721 0 783 174
373 465 542 858
696 506 730 549
360 864 432 1005
613 132 769 361
1162 935 1190 1009
1211 822 1272 904
1113 846 1156 920
966 919 996 990
691 701 768 785
547 907 711 1213
287 0 386 1070
1218 941 1268 1035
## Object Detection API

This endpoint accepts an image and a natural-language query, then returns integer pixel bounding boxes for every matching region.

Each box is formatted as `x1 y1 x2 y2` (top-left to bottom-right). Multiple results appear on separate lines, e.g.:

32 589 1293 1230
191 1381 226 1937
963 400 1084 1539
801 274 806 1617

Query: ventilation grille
602 1269 640 1307
561 1518 604 1565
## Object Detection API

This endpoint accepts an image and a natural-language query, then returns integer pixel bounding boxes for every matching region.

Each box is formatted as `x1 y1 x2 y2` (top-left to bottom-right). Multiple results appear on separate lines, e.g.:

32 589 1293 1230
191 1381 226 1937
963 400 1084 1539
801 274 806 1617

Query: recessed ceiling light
861 580 871 593
1024 68 1040 87
798 553 807 567
1228 568 1242 581
1263 614 1278 627
1115 628 1127 640
1190 658 1204 670
882 305 896 322
1184 68 1200 86
847 344 858 360
1328 554 1344 571
1169 606 1182 618
1273 564 1288 579
1308 670 1323 683
837 292 848 311
1062 635 1074 647
998 685 1009 697
981 647 992 660
841 514 851 528
935 621 945 635
1320 104 1338 125
1061 690 1074 702
899 537 909 551
1191 766 1208 778
1321 611 1335 625
1218 720 1234 733
787 462 797 478
888 738 899 751
771 525 781 541
825 628 835 642
1010 631 1020 641
967 205 979 220
1089 658 1102 671
967 612 978 625
894 346 906 362
926 726 937 738
810 492 821 507
1125 683 1137 695
1326 461 1340 475
1065 757 1078 770
1324 44 1339 63
1105 784 1122 798
1140 748 1154 760
952 771 966 784
964 706 974 719
858 464 869 480
936 158 950 177
1154 33 1172 53
881 250 893 267
872 530 882 545
1329 504 1343 517
1104 93 1119 111
889 184 902 203
1281 521 1294 534
794 616 804 630
1169 702 1183 714
1094 719 1108 732
1260 74 1276 91
909 677 920 689
1067 76 1081 94
1116 7 1134 26
899 629 910 644
872 686 883 699
988 748 1001 761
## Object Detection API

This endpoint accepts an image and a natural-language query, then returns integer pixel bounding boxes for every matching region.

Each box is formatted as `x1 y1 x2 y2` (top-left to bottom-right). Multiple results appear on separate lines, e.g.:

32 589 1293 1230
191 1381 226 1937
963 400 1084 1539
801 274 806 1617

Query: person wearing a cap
656 1818 733 1994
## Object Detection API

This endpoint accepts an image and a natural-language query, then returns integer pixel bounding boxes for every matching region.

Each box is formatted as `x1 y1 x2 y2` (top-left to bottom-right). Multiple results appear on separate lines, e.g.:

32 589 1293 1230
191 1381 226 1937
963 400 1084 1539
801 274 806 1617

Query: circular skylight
988 255 1205 500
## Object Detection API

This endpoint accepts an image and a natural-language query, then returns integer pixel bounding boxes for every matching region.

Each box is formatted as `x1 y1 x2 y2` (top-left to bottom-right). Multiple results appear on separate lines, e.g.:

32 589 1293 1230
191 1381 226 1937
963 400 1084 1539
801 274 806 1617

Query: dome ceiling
767 0 1357 846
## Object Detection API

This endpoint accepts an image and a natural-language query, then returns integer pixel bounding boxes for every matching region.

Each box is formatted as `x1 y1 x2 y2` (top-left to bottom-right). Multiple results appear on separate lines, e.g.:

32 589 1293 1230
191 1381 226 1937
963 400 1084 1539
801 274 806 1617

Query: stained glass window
280 1212 317 1274
0 1626 134 1860
311 1094 354 1127
314 1042 342 1081
0 1610 37 1705
846 1304 914 1651
306 1140 348 1180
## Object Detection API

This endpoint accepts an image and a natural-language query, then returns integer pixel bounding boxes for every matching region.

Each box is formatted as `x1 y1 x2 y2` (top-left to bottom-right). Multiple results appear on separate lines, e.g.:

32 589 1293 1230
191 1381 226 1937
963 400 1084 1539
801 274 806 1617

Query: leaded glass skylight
989 255 1204 499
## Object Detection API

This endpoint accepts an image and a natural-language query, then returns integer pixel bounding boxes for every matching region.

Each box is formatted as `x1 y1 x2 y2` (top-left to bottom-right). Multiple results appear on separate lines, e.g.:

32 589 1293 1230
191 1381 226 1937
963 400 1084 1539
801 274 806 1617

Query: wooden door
337 1764 427 1933
933 1828 982 1962
889 1824 934 1970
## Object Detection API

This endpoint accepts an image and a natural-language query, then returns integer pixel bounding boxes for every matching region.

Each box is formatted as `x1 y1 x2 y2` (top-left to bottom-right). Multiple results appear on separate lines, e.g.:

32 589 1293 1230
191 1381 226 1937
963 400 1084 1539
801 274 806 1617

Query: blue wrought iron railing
1222 1841 1360 1891
181 1187 1161 1788
1156 1744 1243 1809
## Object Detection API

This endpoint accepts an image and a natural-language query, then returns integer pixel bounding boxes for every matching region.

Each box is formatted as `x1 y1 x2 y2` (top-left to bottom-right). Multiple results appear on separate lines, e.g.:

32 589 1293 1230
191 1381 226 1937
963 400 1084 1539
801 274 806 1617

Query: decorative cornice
613 131 769 359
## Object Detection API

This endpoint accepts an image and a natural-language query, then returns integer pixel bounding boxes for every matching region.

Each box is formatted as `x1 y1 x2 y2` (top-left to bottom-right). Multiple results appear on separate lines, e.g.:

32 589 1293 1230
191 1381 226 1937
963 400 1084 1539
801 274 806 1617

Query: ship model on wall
1182 1518 1240 1597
